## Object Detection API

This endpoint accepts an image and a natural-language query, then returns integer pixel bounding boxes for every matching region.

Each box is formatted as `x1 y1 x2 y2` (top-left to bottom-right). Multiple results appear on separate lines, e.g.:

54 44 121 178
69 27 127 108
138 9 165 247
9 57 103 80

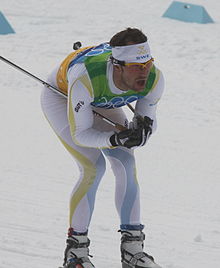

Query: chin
133 81 147 92
133 87 145 92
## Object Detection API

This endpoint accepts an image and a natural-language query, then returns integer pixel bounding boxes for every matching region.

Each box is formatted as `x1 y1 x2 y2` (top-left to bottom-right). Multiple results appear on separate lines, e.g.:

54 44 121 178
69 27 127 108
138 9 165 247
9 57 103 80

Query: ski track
0 0 220 267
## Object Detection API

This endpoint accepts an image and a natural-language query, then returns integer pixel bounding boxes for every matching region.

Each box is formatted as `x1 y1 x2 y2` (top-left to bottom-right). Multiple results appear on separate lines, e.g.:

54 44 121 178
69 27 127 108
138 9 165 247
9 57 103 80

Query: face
115 60 153 92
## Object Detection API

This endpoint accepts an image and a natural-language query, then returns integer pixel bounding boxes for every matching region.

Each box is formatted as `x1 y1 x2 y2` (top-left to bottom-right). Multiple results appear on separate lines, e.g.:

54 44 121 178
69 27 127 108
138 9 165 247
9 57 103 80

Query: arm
68 71 114 148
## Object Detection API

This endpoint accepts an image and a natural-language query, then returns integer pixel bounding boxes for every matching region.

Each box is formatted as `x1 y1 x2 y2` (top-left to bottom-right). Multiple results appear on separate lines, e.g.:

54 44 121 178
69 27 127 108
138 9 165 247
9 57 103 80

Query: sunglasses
124 58 154 68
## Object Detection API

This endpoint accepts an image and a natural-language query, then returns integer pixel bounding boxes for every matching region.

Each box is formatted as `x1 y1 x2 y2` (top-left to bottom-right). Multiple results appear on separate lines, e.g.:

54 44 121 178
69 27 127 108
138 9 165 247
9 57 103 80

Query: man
41 28 164 268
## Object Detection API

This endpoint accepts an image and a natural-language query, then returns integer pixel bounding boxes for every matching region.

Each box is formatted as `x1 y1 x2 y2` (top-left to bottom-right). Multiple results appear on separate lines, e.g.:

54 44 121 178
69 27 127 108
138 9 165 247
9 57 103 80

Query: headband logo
137 46 148 55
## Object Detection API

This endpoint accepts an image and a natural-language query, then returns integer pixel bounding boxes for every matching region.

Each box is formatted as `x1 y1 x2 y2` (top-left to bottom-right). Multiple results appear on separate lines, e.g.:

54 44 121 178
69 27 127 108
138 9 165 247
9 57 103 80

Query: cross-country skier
41 27 164 268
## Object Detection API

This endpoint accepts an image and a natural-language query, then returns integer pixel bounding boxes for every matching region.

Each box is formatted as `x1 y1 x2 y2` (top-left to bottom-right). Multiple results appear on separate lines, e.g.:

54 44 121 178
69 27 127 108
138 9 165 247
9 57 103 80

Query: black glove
129 115 153 147
109 116 153 149
109 129 135 147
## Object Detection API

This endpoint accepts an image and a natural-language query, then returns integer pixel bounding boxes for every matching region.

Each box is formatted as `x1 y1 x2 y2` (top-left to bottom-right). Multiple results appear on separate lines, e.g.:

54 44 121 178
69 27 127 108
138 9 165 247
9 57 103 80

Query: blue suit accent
103 148 140 225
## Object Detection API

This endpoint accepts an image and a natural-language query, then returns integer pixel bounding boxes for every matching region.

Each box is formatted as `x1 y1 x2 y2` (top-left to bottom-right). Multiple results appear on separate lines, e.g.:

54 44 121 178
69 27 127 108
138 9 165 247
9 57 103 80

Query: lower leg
103 148 161 268
103 148 141 225
63 151 106 267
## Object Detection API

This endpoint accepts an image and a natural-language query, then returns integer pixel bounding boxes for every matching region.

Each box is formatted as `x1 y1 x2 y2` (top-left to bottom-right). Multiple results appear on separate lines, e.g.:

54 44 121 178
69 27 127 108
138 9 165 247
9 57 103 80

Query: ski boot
120 226 162 268
63 230 95 268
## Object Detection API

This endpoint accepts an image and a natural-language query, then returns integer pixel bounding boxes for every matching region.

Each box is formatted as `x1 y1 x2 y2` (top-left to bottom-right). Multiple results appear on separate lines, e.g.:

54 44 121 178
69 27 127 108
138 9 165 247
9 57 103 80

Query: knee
81 154 106 186
106 148 136 170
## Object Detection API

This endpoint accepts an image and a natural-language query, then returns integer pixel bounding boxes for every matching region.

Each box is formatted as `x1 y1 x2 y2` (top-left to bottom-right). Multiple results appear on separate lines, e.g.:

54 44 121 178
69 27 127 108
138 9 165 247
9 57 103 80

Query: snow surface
0 0 220 267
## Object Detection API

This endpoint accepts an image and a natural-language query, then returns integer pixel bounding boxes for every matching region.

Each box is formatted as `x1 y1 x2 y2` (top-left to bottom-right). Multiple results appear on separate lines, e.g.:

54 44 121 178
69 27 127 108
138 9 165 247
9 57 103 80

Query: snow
0 0 220 267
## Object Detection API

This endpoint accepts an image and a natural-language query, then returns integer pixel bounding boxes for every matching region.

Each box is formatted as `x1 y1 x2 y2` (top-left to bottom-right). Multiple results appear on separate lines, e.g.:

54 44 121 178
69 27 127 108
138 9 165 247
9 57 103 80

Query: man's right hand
110 129 135 148
109 115 153 149
110 127 147 149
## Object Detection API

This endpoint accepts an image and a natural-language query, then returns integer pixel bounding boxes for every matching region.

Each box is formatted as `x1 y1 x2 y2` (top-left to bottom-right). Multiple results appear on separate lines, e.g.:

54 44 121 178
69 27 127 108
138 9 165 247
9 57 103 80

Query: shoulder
143 67 164 103
67 62 87 82
151 67 164 94
67 63 94 99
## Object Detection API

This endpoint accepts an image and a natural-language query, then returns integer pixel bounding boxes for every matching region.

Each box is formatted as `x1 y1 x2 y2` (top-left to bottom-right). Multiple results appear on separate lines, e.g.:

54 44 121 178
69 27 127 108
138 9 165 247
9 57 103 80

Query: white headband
112 41 152 63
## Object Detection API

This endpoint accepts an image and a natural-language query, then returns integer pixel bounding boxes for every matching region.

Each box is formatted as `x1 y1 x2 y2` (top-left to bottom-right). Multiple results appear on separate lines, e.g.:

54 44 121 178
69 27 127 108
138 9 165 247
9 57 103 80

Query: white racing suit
41 44 164 233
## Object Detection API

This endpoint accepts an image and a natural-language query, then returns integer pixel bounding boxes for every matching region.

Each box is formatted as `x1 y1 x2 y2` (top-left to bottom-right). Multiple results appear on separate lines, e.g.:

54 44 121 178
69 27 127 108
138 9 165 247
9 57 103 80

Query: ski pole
0 55 66 98
0 56 127 131
92 110 127 131
127 103 135 114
